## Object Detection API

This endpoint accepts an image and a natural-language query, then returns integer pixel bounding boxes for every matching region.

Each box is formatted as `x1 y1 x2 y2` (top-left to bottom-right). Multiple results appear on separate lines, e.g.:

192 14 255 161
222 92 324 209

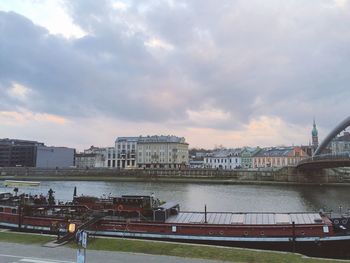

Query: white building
137 136 189 168
204 149 242 170
115 135 189 169
83 146 106 167
75 153 103 168
105 147 116 168
189 160 205 168
116 137 138 168
75 146 116 168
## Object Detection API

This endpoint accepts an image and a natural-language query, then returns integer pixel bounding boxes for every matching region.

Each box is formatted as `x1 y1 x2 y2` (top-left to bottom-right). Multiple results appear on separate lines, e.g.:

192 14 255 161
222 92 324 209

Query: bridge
296 116 350 171
296 153 350 170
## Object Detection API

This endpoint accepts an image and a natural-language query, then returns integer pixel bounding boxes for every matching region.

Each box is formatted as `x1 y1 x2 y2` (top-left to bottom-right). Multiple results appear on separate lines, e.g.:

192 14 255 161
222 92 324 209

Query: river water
0 181 349 213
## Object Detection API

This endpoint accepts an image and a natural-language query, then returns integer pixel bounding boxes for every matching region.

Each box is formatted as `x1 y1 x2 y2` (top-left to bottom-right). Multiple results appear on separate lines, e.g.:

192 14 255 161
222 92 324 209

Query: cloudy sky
0 0 349 150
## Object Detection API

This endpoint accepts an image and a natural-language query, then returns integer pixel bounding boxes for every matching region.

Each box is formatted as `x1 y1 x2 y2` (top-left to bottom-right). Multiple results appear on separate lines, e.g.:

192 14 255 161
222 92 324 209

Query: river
0 181 349 213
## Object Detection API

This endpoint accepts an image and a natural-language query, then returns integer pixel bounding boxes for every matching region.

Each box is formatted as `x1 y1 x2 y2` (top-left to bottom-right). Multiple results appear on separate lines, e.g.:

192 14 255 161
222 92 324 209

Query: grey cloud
0 10 186 122
1 0 350 133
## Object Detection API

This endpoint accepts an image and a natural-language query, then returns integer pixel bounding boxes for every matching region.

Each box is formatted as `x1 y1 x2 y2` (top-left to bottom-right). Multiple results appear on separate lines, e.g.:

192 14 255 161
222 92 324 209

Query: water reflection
0 181 349 213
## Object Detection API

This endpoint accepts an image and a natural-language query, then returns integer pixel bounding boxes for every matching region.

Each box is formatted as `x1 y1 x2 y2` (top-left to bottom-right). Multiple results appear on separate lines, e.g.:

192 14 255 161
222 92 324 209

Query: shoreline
2 175 350 187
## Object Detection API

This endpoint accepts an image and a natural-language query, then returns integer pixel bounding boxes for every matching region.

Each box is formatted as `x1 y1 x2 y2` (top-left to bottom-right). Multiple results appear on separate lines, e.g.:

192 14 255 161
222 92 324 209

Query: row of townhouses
198 146 309 170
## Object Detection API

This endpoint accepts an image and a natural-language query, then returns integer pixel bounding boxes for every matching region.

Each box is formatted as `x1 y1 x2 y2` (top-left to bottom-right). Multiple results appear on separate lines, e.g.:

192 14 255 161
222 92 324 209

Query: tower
312 118 319 150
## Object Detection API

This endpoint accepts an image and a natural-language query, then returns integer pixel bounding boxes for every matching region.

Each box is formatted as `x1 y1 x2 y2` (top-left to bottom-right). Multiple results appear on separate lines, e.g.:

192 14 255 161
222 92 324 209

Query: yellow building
253 147 309 168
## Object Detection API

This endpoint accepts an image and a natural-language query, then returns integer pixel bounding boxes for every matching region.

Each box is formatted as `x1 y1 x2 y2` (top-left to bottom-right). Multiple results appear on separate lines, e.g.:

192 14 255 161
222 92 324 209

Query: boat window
0 207 3 212
12 209 17 214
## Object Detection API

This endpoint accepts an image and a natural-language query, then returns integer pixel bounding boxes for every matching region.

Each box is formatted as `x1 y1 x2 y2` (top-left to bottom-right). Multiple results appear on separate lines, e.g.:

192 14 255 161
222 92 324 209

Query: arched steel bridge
296 116 350 170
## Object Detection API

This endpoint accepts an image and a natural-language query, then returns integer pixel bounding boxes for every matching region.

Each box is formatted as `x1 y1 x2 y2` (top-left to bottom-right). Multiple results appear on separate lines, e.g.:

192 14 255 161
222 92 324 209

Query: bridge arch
313 116 350 156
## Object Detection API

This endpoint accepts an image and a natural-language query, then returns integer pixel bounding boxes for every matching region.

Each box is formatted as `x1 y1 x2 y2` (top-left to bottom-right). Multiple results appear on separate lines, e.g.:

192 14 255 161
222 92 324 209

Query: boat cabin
153 202 180 222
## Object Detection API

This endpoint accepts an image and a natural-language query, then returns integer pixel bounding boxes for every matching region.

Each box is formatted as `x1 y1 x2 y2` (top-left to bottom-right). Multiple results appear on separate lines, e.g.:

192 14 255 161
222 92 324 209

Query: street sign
81 231 88 249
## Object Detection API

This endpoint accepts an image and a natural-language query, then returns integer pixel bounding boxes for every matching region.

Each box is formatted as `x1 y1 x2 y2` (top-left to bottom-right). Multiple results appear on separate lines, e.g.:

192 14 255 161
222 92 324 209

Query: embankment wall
0 167 350 184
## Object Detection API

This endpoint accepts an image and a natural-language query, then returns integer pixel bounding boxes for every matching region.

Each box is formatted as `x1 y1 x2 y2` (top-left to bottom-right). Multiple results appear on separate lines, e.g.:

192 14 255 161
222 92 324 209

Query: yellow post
68 223 76 233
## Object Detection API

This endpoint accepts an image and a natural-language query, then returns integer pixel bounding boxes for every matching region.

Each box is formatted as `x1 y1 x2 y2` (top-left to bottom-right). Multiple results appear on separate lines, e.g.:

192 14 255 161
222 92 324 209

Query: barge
0 189 350 259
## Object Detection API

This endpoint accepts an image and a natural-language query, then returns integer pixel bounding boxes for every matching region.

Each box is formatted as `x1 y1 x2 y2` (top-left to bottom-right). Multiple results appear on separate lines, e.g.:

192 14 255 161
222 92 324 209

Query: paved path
0 242 224 263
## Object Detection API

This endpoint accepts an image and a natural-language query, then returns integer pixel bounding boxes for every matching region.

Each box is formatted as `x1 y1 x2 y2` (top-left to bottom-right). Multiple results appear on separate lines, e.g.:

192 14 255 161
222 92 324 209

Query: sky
0 0 349 151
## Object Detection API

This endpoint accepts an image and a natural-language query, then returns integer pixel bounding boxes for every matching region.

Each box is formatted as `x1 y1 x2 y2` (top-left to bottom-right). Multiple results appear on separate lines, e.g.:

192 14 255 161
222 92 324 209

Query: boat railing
55 213 105 244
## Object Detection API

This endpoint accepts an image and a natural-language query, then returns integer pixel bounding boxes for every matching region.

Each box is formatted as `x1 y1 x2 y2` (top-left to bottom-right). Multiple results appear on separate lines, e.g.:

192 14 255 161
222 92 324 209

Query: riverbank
2 175 350 187
1 167 350 185
0 231 347 263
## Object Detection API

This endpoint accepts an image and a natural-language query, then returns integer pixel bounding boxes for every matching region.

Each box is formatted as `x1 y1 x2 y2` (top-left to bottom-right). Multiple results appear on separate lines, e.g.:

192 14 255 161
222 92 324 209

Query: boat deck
166 212 324 225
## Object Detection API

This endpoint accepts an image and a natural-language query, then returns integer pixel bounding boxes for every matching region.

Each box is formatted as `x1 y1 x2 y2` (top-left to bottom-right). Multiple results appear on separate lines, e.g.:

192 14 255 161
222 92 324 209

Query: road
0 242 223 263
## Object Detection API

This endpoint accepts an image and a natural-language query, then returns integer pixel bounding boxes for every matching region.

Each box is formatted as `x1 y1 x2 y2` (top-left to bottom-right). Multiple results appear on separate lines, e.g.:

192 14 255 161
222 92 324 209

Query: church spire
312 118 319 150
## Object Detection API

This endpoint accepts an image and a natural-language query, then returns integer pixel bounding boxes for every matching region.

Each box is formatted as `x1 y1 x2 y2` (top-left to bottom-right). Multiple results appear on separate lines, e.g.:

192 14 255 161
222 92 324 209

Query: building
105 147 116 168
312 119 319 152
36 146 75 168
83 146 105 167
204 149 242 170
0 139 43 167
75 153 102 168
188 148 211 169
331 131 350 155
116 137 138 169
253 147 309 168
137 136 189 168
0 139 75 168
241 147 261 169
301 145 313 157
75 146 116 168
83 146 107 168
115 135 189 169
189 159 205 168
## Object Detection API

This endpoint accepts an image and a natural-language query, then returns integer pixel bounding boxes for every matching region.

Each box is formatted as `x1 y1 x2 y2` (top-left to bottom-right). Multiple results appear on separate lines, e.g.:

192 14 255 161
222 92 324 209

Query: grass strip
0 231 54 245
0 232 348 262
73 237 349 263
